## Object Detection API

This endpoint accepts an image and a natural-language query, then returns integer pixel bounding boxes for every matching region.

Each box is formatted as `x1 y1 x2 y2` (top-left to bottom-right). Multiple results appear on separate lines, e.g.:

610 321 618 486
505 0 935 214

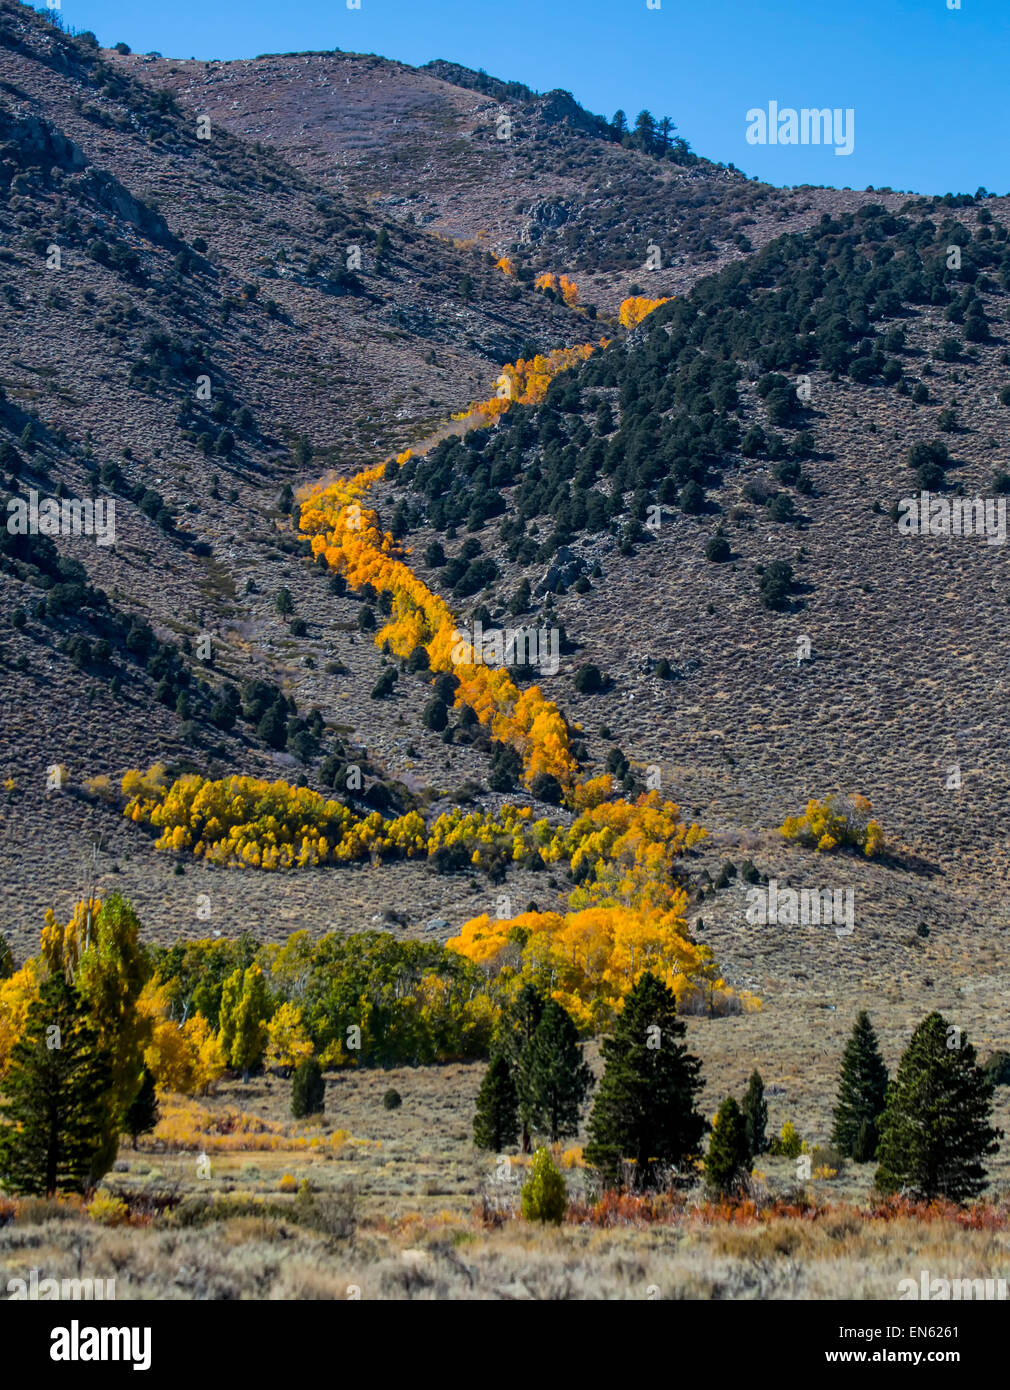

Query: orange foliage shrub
451 342 601 424
618 296 670 329
534 271 579 306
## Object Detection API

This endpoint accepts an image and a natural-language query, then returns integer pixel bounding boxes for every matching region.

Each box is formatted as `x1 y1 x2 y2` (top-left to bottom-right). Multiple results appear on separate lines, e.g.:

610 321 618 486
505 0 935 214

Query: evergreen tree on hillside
741 1069 768 1160
584 972 706 1188
519 1000 593 1143
0 975 114 1195
832 1011 889 1161
472 1053 519 1151
875 1013 1001 1201
705 1097 751 1197
633 110 656 154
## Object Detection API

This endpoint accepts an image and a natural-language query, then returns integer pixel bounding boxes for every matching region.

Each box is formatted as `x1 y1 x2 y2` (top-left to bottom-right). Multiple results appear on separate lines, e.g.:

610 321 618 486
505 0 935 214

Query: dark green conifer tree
584 973 706 1188
832 1010 889 1161
705 1096 751 1197
741 1069 768 1160
875 1013 1001 1201
519 1000 593 1143
0 975 114 1195
472 1053 519 1151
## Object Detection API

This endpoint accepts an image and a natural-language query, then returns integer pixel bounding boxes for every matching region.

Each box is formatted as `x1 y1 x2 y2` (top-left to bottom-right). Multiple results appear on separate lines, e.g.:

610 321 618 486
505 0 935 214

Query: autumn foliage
123 768 427 869
779 794 884 856
297 477 580 792
451 342 601 424
449 793 759 1027
618 296 670 329
534 271 580 307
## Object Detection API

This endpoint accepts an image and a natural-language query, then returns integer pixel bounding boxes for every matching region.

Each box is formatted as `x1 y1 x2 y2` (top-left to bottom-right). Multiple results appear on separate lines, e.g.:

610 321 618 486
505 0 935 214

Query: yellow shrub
87 1189 129 1226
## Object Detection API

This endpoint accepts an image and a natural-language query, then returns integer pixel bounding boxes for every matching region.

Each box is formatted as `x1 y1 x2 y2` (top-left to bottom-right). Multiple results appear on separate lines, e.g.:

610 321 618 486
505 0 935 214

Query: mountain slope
121 47 906 311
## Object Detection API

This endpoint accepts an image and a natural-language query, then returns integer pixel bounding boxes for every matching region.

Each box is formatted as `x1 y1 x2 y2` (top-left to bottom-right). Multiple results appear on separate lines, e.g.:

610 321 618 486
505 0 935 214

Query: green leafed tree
832 1010 889 1161
219 965 271 1081
584 972 706 1188
0 974 115 1195
68 894 150 1172
875 1012 1001 1202
472 1052 519 1151
519 1000 593 1144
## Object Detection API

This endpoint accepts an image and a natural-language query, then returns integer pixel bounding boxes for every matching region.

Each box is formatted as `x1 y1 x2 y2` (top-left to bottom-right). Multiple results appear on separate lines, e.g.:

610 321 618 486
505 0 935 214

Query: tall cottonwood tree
41 893 150 1172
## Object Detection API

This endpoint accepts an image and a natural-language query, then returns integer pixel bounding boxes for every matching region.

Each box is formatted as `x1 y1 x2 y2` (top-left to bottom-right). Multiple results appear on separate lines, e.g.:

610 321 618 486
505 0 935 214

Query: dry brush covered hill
1 1 1010 1186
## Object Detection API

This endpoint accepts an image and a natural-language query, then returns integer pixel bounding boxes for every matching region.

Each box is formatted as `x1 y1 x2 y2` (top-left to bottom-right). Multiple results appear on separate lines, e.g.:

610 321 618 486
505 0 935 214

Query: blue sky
46 0 1010 195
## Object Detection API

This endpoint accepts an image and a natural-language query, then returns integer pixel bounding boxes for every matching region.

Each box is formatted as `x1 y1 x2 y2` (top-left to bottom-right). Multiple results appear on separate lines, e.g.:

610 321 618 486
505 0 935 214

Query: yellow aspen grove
618 296 670 329
296 483 581 792
450 342 602 424
122 770 428 869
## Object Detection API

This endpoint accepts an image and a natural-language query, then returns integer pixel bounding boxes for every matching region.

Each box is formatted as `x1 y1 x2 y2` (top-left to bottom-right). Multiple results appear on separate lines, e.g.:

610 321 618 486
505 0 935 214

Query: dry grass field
5 1056 1010 1299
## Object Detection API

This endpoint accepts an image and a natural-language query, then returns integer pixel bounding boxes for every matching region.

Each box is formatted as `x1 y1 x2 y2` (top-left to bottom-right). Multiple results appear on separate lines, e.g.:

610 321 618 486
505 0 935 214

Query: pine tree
291 1056 325 1118
472 1053 519 1150
705 1097 751 1197
584 972 706 1188
0 975 115 1195
499 982 545 1153
875 1012 1002 1202
741 1069 768 1160
0 932 13 979
125 1066 159 1150
832 1011 889 1161
633 109 657 154
519 1000 593 1143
